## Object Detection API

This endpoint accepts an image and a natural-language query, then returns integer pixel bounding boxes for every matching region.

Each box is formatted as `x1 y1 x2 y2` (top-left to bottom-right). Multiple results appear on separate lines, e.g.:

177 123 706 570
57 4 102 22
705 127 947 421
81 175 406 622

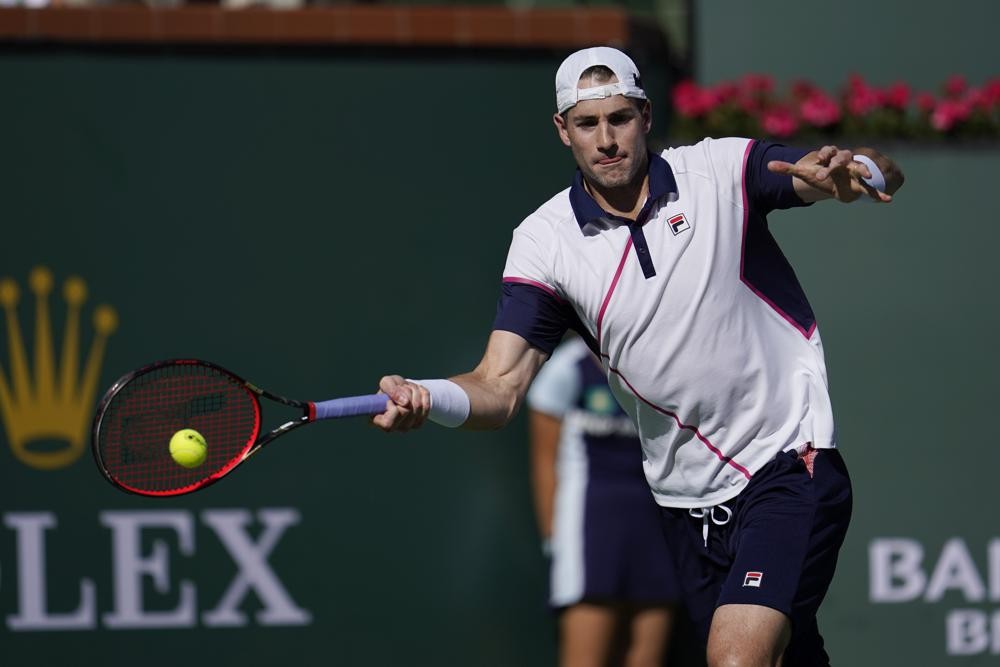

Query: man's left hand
768 145 892 204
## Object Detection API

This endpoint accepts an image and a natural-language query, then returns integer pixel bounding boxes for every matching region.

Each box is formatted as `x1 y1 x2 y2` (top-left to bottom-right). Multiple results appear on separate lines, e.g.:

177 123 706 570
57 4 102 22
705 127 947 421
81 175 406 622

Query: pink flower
673 80 710 117
673 73 994 138
845 73 883 116
846 87 882 116
931 98 973 131
915 92 936 114
711 82 741 105
944 74 967 98
847 73 869 93
760 105 799 138
985 78 1000 107
737 93 762 114
740 73 775 95
799 92 841 127
883 82 911 111
964 87 990 113
791 79 820 100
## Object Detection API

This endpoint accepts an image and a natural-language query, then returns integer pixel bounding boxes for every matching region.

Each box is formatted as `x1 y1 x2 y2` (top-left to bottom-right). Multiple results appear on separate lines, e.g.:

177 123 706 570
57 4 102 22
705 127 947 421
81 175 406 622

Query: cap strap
557 82 647 114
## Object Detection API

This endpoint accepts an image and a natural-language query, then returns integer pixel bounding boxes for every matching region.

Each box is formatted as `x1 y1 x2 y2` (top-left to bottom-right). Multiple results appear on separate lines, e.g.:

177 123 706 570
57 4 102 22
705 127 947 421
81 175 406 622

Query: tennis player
373 46 904 667
528 336 677 667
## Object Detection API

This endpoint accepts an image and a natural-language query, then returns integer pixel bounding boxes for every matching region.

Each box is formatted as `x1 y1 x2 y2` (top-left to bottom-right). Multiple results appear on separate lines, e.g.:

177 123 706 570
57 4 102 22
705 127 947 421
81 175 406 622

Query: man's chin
593 158 640 184
589 171 632 190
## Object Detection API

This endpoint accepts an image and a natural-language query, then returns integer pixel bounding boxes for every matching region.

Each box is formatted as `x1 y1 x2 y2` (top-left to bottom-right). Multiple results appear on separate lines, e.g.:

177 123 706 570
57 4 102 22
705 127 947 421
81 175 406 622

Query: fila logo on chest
667 213 690 236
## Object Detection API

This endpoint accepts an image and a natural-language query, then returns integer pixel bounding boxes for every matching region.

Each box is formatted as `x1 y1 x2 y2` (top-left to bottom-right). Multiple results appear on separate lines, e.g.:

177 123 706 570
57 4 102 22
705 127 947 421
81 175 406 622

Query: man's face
554 93 652 191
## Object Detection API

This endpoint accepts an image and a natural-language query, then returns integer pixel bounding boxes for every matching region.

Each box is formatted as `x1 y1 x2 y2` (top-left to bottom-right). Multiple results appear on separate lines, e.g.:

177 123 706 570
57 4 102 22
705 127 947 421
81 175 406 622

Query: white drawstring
689 504 733 547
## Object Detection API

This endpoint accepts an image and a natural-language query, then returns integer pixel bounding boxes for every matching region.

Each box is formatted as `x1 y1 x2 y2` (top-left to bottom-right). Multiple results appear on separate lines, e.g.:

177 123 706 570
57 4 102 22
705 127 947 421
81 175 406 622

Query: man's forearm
449 330 549 430
451 370 526 430
373 330 546 433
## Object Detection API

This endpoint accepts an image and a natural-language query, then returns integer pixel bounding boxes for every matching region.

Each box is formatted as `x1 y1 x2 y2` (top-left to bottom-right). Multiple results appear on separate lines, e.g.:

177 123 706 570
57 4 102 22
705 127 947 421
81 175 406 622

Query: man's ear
642 100 653 134
553 112 572 147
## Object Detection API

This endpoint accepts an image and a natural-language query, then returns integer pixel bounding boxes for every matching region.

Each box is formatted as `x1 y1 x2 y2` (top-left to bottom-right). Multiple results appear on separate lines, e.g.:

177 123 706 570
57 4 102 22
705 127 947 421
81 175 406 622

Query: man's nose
597 121 616 151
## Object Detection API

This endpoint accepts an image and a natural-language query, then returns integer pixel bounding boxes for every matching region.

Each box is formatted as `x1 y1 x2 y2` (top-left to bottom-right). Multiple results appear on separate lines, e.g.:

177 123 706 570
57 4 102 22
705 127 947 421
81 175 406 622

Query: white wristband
410 379 470 428
852 154 886 196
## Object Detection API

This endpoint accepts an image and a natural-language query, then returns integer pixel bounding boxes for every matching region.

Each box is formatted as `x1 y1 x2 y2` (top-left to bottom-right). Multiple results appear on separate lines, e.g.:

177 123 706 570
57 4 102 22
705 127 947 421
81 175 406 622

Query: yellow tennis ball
169 429 207 468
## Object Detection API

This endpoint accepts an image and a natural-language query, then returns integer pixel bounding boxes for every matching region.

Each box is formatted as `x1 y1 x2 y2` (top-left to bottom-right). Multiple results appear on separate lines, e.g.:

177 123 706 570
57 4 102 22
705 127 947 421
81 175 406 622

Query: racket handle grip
312 394 390 420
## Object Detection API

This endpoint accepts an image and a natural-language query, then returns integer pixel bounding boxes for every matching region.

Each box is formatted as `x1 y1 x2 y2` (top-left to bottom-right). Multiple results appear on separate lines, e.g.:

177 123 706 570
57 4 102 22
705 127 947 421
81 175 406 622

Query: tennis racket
92 359 388 497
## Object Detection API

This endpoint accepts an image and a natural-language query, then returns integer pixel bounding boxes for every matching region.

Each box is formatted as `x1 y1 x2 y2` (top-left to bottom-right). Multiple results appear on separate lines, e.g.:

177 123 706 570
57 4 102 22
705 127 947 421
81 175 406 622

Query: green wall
695 0 999 89
0 48 578 666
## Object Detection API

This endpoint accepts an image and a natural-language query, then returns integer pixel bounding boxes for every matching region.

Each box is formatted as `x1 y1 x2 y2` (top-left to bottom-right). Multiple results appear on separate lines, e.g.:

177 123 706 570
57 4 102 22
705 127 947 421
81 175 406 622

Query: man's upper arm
493 281 577 355
494 222 586 355
744 140 813 212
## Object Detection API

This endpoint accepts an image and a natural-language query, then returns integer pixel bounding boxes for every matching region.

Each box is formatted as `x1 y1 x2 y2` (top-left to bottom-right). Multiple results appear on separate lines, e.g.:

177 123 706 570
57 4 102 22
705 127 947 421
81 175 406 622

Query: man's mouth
597 156 624 166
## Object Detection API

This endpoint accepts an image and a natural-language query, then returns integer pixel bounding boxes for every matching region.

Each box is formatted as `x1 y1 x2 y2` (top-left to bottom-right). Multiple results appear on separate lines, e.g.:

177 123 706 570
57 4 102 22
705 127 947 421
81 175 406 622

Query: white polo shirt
495 137 836 509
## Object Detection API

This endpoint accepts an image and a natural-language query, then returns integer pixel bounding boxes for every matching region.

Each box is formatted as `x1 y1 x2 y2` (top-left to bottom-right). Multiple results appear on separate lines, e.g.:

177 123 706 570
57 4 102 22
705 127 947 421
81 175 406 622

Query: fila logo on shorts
743 571 763 588
667 213 690 235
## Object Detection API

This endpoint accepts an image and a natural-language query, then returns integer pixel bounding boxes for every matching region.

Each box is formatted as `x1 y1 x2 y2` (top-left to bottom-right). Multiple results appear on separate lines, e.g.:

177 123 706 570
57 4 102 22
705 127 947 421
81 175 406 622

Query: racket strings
97 362 259 495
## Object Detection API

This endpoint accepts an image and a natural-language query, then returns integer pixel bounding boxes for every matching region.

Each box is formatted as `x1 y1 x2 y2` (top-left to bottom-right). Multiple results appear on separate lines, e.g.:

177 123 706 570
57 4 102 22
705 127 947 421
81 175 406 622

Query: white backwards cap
555 46 647 114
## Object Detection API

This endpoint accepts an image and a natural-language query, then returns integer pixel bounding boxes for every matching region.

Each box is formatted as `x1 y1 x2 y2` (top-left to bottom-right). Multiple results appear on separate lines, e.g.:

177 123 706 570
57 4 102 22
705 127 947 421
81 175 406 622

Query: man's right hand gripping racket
92 359 388 497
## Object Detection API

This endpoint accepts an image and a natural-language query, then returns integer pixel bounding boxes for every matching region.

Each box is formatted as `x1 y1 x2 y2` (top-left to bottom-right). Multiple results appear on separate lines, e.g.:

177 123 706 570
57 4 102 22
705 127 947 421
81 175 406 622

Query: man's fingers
847 164 892 202
767 160 796 174
816 145 838 163
827 150 853 172
396 383 427 414
379 374 405 395
851 161 873 180
858 181 892 203
371 401 400 431
393 387 411 408
371 398 419 432
417 385 431 414
817 150 858 185
370 378 433 432
378 376 425 411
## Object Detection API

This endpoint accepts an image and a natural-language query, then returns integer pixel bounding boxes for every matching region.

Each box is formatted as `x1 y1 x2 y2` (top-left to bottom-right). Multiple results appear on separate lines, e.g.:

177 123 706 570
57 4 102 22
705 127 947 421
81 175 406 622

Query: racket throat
255 415 311 451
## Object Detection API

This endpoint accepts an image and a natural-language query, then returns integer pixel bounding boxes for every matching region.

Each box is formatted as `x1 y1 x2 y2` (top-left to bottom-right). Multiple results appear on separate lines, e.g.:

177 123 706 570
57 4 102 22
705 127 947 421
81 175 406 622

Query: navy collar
568 152 678 232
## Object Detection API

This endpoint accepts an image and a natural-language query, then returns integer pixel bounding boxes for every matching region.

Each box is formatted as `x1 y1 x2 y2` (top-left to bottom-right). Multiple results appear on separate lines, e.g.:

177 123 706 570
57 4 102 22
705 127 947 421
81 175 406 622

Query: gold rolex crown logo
0 266 118 470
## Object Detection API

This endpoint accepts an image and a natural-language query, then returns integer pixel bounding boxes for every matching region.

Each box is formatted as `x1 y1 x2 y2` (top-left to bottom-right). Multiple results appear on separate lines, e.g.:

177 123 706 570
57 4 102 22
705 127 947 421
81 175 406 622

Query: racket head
92 359 262 497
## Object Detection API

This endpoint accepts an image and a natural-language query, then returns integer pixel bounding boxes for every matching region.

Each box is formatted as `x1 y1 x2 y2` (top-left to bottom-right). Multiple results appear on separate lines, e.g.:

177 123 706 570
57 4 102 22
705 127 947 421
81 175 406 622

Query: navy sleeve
744 140 813 214
492 282 576 356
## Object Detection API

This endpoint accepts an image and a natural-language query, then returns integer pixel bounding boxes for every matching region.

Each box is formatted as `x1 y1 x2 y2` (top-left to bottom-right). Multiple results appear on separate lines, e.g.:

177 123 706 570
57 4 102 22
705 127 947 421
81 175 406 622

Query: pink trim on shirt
502 276 564 302
605 361 753 480
738 140 817 339
595 236 634 348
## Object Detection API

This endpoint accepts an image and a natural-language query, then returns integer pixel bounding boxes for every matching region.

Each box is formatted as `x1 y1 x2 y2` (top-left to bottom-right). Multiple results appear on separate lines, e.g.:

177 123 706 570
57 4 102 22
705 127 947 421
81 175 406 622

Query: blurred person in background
528 336 677 667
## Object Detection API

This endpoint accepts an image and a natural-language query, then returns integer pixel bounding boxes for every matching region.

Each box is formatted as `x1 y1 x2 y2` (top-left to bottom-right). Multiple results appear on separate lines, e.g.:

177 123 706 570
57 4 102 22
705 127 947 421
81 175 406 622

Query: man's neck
585 174 650 221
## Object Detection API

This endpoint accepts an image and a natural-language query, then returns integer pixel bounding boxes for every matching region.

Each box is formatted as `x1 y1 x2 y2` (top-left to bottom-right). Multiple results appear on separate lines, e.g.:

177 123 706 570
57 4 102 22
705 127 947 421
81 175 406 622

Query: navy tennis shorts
658 448 852 666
